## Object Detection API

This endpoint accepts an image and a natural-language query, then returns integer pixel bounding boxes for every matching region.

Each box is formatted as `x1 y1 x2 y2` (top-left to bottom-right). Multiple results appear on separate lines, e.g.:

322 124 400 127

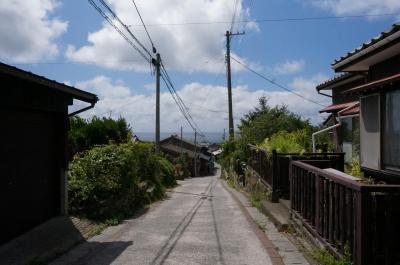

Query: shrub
68 142 175 220
156 157 177 187
68 116 132 159
259 129 309 153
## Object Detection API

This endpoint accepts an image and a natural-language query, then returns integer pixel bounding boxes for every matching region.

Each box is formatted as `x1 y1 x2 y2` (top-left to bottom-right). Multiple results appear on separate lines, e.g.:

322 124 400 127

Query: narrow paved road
52 168 273 265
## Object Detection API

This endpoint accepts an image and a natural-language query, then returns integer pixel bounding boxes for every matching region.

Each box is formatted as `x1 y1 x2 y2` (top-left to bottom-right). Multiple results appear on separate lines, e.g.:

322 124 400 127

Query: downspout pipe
317 90 332 98
312 102 360 152
68 102 96 117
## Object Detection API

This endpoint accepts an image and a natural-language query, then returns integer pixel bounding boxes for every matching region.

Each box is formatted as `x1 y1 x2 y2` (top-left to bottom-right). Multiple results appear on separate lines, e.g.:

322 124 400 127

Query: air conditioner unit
360 94 380 170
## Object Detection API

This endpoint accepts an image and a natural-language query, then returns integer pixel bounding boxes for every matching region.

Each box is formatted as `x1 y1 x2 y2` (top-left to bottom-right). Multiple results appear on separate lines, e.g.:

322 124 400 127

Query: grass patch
227 177 234 188
250 190 267 210
312 246 352 265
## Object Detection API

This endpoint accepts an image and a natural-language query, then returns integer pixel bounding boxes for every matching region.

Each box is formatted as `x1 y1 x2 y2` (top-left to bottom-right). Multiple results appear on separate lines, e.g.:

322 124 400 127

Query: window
383 89 400 170
341 117 360 163
360 94 380 170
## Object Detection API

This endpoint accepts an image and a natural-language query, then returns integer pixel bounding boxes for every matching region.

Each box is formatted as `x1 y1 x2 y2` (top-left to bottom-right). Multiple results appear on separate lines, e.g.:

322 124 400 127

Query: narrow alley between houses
51 168 288 265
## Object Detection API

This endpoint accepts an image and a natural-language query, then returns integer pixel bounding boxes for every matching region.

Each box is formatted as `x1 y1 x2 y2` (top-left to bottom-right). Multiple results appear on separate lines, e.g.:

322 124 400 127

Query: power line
230 0 239 33
127 13 399 27
131 0 156 53
89 0 152 63
189 103 229 114
230 56 326 107
88 0 207 143
98 0 153 58
10 59 147 65
159 60 207 140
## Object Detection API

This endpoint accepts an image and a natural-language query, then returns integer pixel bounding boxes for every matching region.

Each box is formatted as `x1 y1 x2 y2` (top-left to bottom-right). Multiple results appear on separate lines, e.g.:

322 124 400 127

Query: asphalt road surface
51 168 273 265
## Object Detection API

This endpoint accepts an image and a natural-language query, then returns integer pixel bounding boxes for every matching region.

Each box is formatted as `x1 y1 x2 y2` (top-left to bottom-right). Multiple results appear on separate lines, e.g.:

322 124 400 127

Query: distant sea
135 132 225 144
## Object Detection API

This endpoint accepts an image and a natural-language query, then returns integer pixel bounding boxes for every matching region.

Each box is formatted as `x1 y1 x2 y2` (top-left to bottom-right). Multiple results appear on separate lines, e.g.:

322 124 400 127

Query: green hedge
68 142 176 220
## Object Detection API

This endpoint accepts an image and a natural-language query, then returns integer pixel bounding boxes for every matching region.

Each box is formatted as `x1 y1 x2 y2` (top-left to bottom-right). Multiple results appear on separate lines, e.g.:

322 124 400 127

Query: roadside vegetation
312 246 352 265
219 96 334 169
67 116 177 225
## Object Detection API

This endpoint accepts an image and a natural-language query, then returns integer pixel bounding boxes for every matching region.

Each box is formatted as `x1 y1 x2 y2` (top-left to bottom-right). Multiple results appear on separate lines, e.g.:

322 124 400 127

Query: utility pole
194 129 197 177
180 126 183 156
225 30 244 140
154 53 161 154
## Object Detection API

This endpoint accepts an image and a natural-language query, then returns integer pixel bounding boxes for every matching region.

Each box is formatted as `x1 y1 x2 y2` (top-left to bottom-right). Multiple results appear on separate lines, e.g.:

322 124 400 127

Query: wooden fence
246 144 344 202
290 161 400 265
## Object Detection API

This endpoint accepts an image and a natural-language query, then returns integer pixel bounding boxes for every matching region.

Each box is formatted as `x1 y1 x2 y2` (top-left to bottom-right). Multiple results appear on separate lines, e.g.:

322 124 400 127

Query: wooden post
354 189 368 265
271 150 279 203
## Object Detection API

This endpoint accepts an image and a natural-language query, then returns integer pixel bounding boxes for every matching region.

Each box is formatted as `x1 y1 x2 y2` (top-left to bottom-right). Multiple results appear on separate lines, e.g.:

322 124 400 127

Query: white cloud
71 74 331 133
309 0 400 16
0 0 68 62
66 0 257 73
274 60 305 75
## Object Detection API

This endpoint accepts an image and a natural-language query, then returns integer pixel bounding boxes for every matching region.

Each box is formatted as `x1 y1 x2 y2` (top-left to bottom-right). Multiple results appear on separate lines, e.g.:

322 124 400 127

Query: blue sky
1 0 399 134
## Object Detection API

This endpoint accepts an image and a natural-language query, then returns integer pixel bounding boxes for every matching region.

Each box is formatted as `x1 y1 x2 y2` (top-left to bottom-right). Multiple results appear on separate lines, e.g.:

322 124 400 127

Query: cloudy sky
1 0 399 136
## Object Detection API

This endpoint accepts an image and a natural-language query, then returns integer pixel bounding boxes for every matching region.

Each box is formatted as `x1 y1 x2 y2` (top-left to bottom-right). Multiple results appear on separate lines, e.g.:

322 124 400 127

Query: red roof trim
341 105 359 116
343 72 400 94
319 101 358 113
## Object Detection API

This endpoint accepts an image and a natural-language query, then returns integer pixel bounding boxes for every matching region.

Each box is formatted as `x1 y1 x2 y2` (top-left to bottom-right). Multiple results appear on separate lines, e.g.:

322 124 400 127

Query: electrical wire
127 13 399 27
10 59 148 65
89 0 207 142
230 0 239 33
160 60 207 140
230 56 327 107
131 0 156 53
98 0 153 57
89 0 152 64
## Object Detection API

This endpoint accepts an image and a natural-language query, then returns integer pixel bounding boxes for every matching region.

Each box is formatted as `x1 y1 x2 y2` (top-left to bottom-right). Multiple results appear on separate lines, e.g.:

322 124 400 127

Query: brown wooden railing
290 161 400 265
246 144 344 202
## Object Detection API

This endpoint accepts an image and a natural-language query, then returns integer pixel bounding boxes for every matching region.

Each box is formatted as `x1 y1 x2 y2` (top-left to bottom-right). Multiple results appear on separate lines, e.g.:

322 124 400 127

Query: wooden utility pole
225 30 244 140
154 53 161 154
180 126 183 156
194 129 197 177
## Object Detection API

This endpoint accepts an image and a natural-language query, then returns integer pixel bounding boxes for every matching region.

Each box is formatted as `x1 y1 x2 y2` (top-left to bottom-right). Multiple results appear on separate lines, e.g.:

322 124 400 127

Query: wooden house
0 63 98 245
318 23 400 180
317 73 365 161
160 135 214 177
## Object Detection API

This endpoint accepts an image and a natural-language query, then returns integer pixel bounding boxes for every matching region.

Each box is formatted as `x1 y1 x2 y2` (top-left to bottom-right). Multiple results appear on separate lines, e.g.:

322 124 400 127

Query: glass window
384 89 400 170
360 94 380 170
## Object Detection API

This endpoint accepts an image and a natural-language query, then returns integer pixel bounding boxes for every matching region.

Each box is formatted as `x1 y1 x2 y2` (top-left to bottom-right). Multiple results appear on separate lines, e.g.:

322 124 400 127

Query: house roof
0 62 98 103
316 73 364 91
161 143 210 160
340 105 359 116
319 101 358 113
343 72 400 95
160 134 202 148
332 23 400 71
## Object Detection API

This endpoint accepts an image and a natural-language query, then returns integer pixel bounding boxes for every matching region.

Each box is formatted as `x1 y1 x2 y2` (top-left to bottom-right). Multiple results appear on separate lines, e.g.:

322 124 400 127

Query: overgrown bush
68 116 132 159
68 142 175 220
157 157 177 187
259 129 309 153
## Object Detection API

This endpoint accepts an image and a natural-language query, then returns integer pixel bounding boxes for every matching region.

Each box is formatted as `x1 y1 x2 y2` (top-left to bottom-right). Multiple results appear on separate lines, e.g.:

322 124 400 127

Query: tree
68 116 132 159
238 96 313 146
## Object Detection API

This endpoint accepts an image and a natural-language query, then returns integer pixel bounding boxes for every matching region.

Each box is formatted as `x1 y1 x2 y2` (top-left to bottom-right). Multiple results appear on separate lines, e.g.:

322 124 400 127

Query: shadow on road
150 178 216 265
210 180 227 265
51 241 133 265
